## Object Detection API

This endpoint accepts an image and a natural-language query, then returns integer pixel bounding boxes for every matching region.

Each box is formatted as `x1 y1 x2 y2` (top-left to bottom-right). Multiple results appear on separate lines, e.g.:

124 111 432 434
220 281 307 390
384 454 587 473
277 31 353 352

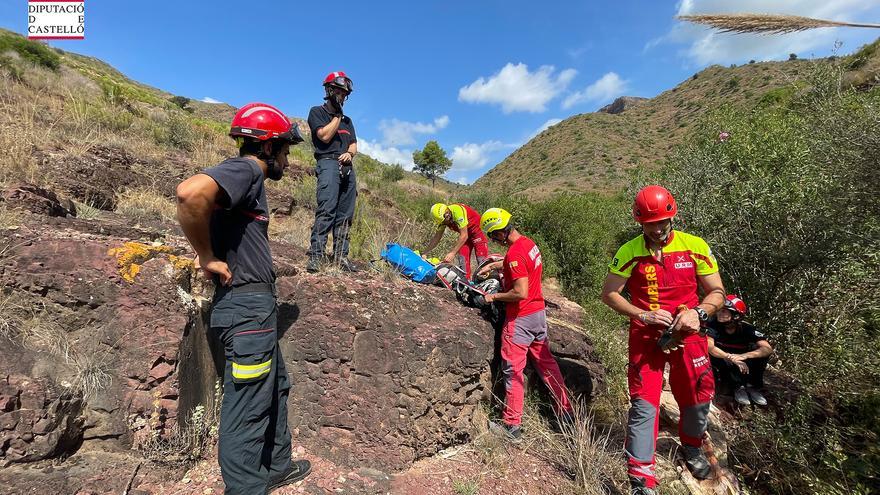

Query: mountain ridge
473 39 880 199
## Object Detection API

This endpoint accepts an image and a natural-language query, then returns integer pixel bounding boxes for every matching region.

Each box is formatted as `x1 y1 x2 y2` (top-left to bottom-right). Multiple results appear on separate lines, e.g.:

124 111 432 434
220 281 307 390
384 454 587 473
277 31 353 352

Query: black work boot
684 445 712 479
268 459 312 492
488 420 522 444
336 257 359 273
306 257 321 273
628 476 656 495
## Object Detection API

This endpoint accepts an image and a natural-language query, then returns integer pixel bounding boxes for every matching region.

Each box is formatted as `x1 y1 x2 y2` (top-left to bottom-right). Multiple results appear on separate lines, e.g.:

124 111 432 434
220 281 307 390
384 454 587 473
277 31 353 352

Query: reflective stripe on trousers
210 290 293 494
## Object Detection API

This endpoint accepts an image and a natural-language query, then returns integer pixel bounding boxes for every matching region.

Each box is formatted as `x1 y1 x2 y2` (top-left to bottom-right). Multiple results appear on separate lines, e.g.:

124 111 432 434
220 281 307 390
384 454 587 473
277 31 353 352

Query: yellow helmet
430 203 449 225
480 207 512 234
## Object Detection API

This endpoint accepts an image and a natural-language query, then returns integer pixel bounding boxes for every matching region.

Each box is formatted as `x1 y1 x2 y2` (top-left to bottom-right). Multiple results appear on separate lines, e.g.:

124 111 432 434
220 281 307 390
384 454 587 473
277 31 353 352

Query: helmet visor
328 76 353 93
278 125 304 144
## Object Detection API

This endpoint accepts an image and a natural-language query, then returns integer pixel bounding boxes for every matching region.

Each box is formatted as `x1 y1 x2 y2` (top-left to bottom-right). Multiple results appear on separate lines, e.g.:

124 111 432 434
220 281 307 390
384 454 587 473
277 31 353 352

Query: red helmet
633 185 678 223
323 71 353 93
230 103 302 143
725 294 748 315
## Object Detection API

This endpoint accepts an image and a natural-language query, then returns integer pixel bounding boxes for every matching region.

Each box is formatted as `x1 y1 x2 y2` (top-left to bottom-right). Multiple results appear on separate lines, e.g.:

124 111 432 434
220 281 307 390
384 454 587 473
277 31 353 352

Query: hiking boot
336 257 359 273
683 445 712 480
746 386 768 406
488 420 522 444
268 459 312 492
306 257 321 273
629 476 656 495
734 386 751 406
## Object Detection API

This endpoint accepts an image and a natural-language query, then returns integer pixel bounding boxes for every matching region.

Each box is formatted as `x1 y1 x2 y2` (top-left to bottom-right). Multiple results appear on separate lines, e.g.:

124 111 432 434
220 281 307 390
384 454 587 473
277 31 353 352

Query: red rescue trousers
625 329 714 488
457 233 489 279
500 310 572 426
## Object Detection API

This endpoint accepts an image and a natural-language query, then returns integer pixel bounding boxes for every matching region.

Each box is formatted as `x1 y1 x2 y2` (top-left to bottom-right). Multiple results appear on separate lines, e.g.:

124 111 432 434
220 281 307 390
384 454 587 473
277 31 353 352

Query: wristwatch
693 306 709 322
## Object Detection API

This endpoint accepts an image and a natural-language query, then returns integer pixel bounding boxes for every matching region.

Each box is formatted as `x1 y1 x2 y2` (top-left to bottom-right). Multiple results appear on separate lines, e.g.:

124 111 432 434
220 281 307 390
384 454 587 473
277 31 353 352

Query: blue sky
3 1 880 183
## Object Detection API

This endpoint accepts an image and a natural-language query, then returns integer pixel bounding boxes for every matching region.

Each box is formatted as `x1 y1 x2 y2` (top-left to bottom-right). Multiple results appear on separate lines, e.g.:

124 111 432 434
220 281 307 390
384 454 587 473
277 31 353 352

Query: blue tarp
380 243 437 283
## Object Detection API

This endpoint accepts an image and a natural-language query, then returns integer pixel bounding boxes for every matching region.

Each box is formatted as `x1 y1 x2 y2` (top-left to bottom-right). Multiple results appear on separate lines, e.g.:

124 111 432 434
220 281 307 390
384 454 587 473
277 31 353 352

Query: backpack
379 243 437 283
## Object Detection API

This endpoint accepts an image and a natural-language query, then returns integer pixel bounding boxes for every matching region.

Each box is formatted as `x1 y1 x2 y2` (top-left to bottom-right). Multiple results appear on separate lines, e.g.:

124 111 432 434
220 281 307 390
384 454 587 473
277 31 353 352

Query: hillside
474 39 880 198
0 28 459 236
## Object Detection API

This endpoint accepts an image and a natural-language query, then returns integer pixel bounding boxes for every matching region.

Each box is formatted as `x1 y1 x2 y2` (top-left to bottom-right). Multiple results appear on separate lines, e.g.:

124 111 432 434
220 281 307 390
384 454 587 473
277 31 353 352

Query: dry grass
0 205 19 229
0 290 33 339
72 200 102 220
115 187 177 223
70 347 114 402
524 398 623 495
136 380 222 464
0 74 55 184
269 208 313 250
678 14 880 35
1 293 115 403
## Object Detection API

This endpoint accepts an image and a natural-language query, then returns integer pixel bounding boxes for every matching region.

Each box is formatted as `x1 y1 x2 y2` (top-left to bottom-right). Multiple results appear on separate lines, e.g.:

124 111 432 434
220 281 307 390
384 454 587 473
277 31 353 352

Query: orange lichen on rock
107 242 175 282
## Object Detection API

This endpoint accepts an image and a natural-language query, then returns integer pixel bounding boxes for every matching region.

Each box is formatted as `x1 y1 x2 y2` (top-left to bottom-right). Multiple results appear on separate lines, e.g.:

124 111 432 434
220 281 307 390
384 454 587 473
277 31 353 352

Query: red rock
0 396 17 412
148 362 175 382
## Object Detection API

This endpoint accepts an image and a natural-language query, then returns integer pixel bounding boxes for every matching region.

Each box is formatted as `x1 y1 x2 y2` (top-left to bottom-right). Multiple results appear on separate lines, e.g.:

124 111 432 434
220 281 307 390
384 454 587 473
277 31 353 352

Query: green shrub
845 39 879 70
654 61 880 492
0 31 60 70
381 164 405 182
153 113 196 151
759 85 798 107
169 95 190 110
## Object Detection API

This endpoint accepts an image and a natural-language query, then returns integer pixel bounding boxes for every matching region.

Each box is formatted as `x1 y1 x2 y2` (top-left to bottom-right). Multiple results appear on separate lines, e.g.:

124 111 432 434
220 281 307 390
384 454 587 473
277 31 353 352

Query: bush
654 61 879 492
169 95 190 110
382 164 405 182
0 32 61 70
152 113 197 151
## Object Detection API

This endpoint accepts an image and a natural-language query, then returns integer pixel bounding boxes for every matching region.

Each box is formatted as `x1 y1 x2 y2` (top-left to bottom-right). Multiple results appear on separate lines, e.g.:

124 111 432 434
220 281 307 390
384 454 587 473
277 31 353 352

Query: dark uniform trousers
210 289 292 495
710 356 768 390
308 157 357 259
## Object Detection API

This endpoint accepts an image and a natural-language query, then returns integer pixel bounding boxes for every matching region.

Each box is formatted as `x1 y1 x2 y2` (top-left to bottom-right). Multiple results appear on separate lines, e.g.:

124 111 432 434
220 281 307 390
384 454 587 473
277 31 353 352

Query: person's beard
267 160 284 181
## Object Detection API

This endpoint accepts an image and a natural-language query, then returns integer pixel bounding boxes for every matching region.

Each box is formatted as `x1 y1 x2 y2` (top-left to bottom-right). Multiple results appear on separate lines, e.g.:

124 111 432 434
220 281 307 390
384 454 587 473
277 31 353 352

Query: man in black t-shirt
707 294 773 406
177 103 311 494
306 71 359 273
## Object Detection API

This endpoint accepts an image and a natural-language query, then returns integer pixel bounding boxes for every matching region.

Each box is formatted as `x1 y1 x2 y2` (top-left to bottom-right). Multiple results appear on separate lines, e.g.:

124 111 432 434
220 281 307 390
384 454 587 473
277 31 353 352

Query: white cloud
455 177 470 185
562 72 628 109
378 115 450 146
458 63 578 113
200 97 223 104
450 141 512 173
650 0 880 65
357 139 415 170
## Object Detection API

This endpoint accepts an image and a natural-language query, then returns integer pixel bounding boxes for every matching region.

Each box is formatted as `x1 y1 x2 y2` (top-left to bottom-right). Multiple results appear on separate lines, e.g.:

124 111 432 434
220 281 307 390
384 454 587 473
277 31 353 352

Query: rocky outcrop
598 96 648 114
276 272 493 470
36 145 185 210
0 211 204 466
0 187 603 488
1 183 75 217
0 374 84 466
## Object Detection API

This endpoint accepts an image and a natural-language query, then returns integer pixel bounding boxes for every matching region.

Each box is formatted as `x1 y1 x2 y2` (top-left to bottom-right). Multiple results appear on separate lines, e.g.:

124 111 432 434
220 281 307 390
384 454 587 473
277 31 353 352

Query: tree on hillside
412 140 452 188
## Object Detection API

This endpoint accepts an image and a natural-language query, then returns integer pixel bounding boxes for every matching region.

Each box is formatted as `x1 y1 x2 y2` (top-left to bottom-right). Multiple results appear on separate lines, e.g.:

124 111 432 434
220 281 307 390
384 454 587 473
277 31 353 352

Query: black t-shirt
201 157 274 286
307 104 357 159
708 320 767 354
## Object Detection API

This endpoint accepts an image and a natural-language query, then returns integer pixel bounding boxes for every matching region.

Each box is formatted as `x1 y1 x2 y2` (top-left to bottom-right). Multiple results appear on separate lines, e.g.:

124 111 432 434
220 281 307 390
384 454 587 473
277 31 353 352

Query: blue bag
380 243 437 283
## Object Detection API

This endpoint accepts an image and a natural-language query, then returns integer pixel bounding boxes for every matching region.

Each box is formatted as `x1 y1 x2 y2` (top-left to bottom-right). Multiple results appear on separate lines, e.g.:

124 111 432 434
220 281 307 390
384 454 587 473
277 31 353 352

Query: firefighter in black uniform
176 103 311 494
306 71 359 273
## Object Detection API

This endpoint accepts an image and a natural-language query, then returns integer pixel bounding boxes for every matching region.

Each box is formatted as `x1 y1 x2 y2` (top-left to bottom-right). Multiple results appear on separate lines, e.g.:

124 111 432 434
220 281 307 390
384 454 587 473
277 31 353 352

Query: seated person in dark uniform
707 294 773 406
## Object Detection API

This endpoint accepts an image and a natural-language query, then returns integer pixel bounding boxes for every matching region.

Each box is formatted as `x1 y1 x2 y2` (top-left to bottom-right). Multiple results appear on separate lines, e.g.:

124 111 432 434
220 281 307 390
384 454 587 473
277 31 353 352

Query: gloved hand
658 304 691 353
